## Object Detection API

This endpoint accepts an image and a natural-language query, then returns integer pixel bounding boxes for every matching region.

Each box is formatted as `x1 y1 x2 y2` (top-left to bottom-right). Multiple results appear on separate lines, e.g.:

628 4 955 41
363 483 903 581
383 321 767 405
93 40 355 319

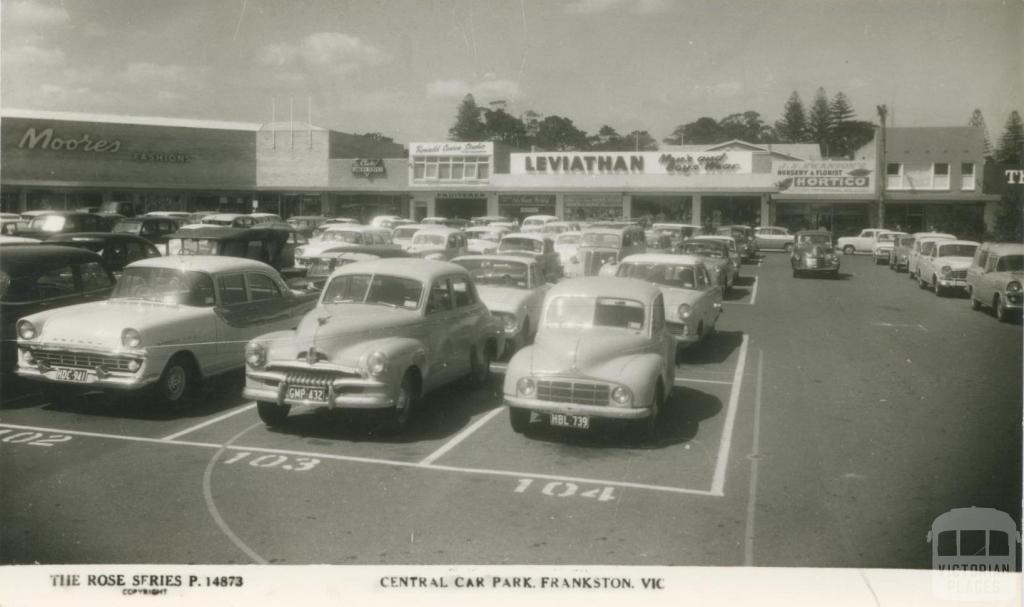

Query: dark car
717 225 758 261
111 216 185 253
301 244 411 290
166 226 307 279
46 232 162 274
18 211 112 239
791 229 840 278
676 238 737 291
0 245 116 374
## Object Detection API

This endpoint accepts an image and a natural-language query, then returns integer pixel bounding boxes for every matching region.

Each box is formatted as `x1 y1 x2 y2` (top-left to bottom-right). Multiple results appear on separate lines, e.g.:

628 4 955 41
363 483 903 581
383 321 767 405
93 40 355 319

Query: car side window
217 274 247 306
651 295 664 333
78 261 113 292
247 272 281 301
426 279 452 314
245 240 269 263
986 255 999 272
531 265 543 286
696 267 707 288
975 248 988 268
451 276 477 307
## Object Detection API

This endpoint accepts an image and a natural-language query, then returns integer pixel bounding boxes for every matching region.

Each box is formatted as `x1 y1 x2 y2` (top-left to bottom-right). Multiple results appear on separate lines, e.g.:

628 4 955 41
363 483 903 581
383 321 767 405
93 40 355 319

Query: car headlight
677 303 692 320
294 246 305 258
245 342 266 369
1007 281 1022 293
940 265 952 277
16 320 37 340
127 359 142 373
365 351 388 377
498 313 519 334
121 328 142 348
611 386 632 405
517 377 536 397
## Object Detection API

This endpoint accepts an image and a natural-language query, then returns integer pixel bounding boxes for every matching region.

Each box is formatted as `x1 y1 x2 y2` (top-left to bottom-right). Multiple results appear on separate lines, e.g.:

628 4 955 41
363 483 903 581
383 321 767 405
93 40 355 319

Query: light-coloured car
888 235 917 271
540 221 580 236
691 235 741 278
651 223 700 247
250 212 284 225
16 256 317 406
753 226 794 252
554 231 584 278
201 213 257 228
464 225 511 255
294 225 395 269
496 233 562 281
0 234 40 245
369 215 403 228
916 240 980 295
614 254 722 347
836 228 890 255
872 231 907 264
409 227 469 260
452 255 550 359
577 225 647 277
244 259 502 432
677 238 736 291
391 223 429 251
908 233 957 280
503 277 675 440
520 215 560 233
967 242 1024 321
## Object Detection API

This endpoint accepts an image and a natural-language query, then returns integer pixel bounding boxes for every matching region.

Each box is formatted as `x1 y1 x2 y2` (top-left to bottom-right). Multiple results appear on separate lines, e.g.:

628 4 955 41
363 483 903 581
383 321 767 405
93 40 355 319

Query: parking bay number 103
514 478 615 501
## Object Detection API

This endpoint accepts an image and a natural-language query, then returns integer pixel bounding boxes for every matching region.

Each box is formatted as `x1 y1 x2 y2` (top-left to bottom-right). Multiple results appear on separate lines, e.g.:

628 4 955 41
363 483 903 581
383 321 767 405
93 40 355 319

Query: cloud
258 32 389 75
426 77 521 101
121 62 189 86
694 80 744 99
562 0 671 15
3 0 69 26
2 44 65 67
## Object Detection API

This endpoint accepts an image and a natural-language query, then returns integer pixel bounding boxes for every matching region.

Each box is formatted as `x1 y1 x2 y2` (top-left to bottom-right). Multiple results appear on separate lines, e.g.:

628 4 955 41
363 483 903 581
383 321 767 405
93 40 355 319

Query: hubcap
164 365 186 401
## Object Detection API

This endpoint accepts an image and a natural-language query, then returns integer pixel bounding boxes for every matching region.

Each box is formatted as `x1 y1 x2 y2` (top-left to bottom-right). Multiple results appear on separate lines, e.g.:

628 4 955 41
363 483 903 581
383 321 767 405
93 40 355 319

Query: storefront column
486 193 499 217
760 194 771 227
555 193 565 218
17 189 28 213
691 194 702 225
426 195 437 217
622 194 632 219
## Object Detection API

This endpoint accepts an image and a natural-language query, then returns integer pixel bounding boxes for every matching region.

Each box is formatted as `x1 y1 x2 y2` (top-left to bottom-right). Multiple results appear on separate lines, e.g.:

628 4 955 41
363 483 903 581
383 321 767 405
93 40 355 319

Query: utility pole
876 104 888 229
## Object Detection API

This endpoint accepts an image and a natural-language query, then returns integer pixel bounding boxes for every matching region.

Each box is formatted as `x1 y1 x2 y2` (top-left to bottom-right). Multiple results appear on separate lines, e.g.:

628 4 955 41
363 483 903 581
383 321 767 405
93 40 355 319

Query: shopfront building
407 142 507 219
770 160 877 234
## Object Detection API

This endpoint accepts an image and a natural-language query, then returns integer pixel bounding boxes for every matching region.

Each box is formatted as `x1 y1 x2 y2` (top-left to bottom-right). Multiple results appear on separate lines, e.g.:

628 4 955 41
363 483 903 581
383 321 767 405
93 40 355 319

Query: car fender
503 345 535 395
351 336 429 387
616 352 667 405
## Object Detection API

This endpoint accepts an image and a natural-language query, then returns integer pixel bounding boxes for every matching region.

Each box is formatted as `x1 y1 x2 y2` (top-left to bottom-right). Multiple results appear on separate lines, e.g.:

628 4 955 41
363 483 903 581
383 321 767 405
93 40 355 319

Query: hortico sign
772 161 874 194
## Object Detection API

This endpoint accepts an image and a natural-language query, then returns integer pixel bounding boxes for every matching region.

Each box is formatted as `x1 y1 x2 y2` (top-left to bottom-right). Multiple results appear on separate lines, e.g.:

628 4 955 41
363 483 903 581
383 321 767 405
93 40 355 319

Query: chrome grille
307 258 334 278
536 380 610 407
950 269 967 280
281 368 358 386
31 350 136 372
583 250 617 276
666 322 688 337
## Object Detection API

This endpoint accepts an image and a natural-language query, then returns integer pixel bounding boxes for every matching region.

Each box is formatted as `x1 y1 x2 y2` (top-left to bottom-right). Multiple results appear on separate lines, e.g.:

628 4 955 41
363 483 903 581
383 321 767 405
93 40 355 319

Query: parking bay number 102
514 478 615 501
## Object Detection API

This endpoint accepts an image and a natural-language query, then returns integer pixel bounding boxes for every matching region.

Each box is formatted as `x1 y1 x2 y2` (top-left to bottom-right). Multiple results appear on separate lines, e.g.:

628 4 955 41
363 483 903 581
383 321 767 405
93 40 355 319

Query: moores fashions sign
511 151 753 175
773 161 874 194
18 126 192 163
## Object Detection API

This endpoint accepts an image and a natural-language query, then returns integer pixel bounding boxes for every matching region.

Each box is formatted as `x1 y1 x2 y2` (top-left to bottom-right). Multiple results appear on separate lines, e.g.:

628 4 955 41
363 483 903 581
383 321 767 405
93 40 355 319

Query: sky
2 0 1021 145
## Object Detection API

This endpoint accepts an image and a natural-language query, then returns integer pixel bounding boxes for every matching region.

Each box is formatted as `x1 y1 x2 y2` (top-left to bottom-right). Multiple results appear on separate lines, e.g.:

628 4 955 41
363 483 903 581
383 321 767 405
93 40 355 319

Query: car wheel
257 401 290 426
469 345 491 387
874 256 883 265
933 276 945 297
509 407 530 433
41 383 78 407
843 245 855 255
381 370 418 434
783 243 793 253
155 354 196 406
636 382 663 444
969 287 983 310
918 275 928 290
995 295 1011 323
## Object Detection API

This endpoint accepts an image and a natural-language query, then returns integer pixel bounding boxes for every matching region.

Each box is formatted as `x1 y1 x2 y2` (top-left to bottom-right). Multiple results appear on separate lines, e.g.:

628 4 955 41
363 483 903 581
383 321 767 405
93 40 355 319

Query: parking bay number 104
514 478 615 501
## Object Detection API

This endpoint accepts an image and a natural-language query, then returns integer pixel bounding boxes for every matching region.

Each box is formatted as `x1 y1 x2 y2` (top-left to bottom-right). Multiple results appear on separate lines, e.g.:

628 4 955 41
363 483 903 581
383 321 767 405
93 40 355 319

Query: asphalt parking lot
1 253 1020 567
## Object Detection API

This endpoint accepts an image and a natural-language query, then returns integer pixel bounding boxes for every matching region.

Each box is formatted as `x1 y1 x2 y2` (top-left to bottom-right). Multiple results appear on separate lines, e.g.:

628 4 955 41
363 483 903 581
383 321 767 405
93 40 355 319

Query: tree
673 117 724 145
995 110 1023 165
534 115 589 151
775 91 808 143
807 87 833 155
829 92 856 124
830 120 875 159
719 111 771 143
968 109 994 159
482 108 527 148
448 94 486 141
589 125 622 150
620 130 658 151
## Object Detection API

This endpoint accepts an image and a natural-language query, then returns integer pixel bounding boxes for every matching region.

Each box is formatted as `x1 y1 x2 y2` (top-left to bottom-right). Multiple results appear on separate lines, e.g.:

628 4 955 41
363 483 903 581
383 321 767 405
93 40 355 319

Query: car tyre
469 345 491 387
783 243 793 253
155 354 197 407
843 245 855 255
933 276 945 297
636 382 663 444
918 275 928 290
995 295 1011 323
969 287 983 310
381 370 418 434
509 407 530 433
257 401 290 426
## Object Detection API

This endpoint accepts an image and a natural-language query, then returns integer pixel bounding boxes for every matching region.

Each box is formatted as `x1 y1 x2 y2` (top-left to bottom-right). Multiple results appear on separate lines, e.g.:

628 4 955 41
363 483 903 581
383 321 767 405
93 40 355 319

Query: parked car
836 228 895 255
871 231 907 264
916 240 980 295
421 216 470 230
452 255 550 359
520 215 560 233
471 215 516 227
286 215 328 238
888 235 917 272
312 217 361 239
369 215 408 229
541 221 581 236
790 230 840 278
301 245 410 291
392 223 428 251
200 213 258 228
244 259 502 432
409 227 469 260
717 225 758 261
144 211 192 221
465 225 512 255
644 231 674 251
690 235 741 280
753 226 794 252
18 211 112 239
249 212 284 225
966 242 1024 322
166 226 307 279
503 276 675 440
293 225 395 269
187 211 218 225
554 231 584 278
1 245 116 375
676 238 736 291
651 223 701 247
96 212 126 230
112 216 185 254
495 233 562 281
16 256 317 406
908 233 957 280
0 235 40 246
577 225 647 276
46 232 161 275
614 254 722 347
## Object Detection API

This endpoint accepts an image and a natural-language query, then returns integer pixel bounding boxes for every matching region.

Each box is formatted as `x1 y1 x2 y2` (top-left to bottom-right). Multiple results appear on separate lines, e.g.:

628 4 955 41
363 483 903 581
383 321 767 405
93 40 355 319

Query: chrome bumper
244 369 395 409
503 395 651 419
15 348 154 391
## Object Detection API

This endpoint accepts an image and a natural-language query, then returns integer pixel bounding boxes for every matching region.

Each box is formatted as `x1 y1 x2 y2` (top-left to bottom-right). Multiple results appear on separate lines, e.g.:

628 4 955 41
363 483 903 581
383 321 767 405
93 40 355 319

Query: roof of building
1 108 263 131
660 139 821 160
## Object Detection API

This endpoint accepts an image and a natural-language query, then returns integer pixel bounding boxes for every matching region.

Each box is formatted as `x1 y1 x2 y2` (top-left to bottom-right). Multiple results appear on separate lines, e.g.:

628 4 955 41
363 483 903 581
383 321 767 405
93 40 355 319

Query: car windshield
617 263 698 289
111 267 216 307
545 296 645 331
29 215 66 232
321 273 423 309
169 238 220 255
996 255 1023 272
581 233 621 247
393 227 420 239
203 218 234 226
798 234 831 245
412 233 446 246
878 233 897 243
897 237 915 247
937 244 977 257
112 221 142 234
679 242 725 258
499 238 543 253
523 218 545 227
454 259 530 288
556 234 581 246
323 231 363 244
542 225 569 234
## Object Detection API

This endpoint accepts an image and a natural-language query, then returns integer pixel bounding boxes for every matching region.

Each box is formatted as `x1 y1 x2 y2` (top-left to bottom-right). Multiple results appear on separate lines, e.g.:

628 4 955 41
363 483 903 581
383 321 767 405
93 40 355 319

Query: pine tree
775 91 808 143
968 109 994 159
807 87 833 155
829 92 856 123
995 110 1023 165
448 94 486 141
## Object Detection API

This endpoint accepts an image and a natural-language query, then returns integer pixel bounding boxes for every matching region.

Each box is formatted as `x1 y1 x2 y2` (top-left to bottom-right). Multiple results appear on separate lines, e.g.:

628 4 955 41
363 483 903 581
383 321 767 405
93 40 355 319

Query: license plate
54 367 89 383
550 413 590 429
286 385 328 403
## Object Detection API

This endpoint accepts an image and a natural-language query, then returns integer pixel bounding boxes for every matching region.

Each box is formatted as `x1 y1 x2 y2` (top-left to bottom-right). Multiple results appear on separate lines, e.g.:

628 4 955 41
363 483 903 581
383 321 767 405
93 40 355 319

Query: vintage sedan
201 213 258 229
717 225 758 261
1 245 116 375
916 239 979 296
967 242 1024 321
836 228 888 255
888 234 917 272
409 227 469 260
871 231 907 264
302 245 410 291
46 232 162 274
293 225 395 269
18 211 112 239
908 233 957 280
577 226 647 277
615 254 722 346
112 216 185 253
790 230 840 278
520 215 560 233
753 226 794 252
676 238 736 292
503 277 675 440
464 225 512 255
689 235 741 283
496 233 562 281
16 256 317 406
651 223 700 247
286 215 328 237
452 255 550 359
167 226 307 279
244 259 503 432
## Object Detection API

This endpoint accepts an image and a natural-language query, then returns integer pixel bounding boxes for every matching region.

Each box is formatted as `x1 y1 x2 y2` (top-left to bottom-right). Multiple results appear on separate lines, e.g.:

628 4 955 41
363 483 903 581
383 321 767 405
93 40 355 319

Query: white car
464 226 511 255
520 215 560 233
871 231 907 264
690 235 741 280
753 226 795 252
915 240 980 296
554 231 584 278
293 225 395 268
836 229 896 255
908 233 957 280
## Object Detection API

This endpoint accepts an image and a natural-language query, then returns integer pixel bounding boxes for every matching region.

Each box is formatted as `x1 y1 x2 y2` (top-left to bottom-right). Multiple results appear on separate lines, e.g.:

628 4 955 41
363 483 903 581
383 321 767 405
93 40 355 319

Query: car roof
984 242 1024 255
547 276 662 303
911 232 956 239
313 245 410 259
502 232 548 241
451 254 539 266
168 226 291 240
204 213 245 220
621 253 706 266
323 224 386 232
0 243 105 267
393 224 429 232
412 226 460 236
288 215 326 220
935 240 980 247
333 258 467 281
128 255 274 274
46 232 156 244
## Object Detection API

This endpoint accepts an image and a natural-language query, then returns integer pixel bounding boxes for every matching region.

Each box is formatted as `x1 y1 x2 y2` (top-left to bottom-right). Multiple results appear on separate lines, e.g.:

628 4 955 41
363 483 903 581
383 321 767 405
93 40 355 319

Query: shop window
411 155 490 183
886 163 903 189
425 163 438 179
477 162 489 179
961 163 975 190
413 161 425 179
933 163 950 189
902 163 932 189
452 163 464 179
438 157 452 179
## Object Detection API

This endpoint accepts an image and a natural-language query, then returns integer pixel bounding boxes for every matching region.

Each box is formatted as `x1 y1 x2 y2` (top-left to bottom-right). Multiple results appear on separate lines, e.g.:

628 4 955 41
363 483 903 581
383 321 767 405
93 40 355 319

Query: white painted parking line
722 276 758 305
743 349 765 565
709 333 750 496
418 406 504 465
160 402 257 441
